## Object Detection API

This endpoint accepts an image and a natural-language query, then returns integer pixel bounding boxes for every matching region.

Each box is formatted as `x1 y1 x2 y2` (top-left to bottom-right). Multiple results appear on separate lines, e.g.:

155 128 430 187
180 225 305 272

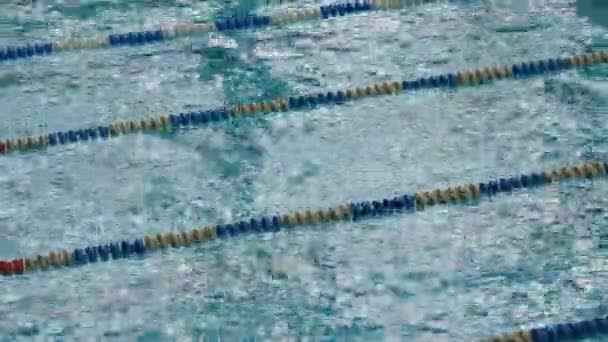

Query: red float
0 261 13 276
11 259 24 275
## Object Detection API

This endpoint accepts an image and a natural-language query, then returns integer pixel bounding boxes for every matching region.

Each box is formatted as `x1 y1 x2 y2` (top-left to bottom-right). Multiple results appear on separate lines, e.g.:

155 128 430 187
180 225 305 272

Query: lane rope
1 51 606 157
0 0 436 63
482 315 608 342
1 161 605 277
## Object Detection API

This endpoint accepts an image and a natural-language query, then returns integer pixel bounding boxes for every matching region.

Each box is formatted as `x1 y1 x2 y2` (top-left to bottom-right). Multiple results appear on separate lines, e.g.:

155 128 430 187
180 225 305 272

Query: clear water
1 0 608 340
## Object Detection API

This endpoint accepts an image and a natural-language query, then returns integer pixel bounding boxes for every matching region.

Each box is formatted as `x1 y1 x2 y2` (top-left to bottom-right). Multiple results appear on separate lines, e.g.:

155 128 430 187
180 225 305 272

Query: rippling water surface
1 0 608 340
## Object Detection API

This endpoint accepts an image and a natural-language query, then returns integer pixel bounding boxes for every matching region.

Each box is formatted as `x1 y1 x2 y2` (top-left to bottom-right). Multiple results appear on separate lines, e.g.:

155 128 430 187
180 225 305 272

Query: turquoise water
1 0 608 340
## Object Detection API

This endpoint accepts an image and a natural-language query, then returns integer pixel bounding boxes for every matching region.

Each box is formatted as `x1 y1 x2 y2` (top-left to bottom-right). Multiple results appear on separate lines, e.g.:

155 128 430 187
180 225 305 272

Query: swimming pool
1 0 608 340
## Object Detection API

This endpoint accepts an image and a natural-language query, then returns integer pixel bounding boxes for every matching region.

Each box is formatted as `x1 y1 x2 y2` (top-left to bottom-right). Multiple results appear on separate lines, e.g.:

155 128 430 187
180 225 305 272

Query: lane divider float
0 161 605 277
482 315 608 341
0 0 436 63
1 51 606 157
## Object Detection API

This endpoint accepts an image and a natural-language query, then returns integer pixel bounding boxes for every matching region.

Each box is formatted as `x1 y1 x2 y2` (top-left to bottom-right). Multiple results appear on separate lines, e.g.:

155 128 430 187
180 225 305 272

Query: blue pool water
1 0 608 340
